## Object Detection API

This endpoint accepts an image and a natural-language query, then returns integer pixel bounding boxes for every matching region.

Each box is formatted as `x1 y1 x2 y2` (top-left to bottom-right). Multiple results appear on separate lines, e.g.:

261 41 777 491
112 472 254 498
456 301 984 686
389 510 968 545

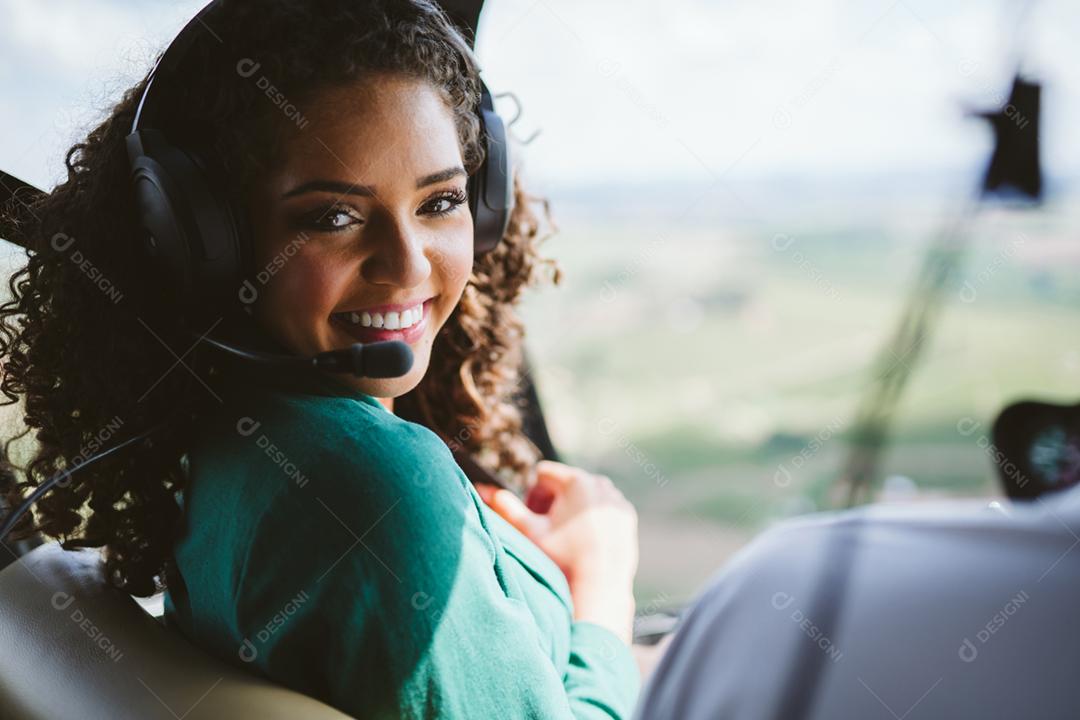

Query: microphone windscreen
361 341 414 378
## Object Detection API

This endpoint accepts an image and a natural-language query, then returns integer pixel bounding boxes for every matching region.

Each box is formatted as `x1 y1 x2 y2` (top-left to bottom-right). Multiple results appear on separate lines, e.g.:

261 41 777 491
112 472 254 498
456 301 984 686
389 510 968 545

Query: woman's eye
422 190 468 217
304 207 361 232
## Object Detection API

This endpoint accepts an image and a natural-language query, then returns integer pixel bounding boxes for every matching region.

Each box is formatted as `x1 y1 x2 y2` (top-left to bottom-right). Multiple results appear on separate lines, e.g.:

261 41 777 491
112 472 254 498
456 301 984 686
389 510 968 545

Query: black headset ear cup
470 86 514 257
126 129 246 310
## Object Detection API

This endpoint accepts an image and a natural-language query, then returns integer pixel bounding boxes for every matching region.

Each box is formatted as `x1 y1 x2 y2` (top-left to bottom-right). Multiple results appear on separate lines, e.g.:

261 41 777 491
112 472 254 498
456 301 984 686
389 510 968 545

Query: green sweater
164 362 640 719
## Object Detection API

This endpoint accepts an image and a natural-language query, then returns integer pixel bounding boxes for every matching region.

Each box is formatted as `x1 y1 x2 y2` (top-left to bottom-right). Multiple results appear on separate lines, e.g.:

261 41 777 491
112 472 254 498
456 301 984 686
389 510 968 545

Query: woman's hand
475 460 638 644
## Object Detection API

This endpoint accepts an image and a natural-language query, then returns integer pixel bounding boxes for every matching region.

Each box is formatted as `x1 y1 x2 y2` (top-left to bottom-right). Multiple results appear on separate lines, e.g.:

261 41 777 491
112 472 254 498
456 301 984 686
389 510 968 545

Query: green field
519 198 1080 604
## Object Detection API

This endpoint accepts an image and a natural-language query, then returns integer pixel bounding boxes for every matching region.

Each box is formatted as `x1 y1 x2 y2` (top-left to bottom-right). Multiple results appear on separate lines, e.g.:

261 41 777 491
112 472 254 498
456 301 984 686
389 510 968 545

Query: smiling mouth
330 298 434 345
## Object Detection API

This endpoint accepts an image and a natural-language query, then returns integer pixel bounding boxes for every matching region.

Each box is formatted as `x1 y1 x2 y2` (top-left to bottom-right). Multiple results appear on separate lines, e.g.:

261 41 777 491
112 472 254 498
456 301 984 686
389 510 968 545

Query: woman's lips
330 298 432 345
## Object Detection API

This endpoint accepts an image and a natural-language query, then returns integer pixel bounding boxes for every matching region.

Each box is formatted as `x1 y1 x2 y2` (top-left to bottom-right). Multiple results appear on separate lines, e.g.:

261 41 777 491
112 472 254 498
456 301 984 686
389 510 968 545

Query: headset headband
131 1 224 134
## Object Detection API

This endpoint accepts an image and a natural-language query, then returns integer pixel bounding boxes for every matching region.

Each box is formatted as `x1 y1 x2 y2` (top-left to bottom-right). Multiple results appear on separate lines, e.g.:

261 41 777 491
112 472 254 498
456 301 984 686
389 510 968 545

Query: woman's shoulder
189 381 471 524
167 386 480 693
222 389 491 628
175 382 481 619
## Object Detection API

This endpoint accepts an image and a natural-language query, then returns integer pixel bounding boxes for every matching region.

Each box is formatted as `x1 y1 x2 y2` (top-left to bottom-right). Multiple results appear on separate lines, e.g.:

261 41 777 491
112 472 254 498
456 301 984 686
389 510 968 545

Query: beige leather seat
0 542 351 720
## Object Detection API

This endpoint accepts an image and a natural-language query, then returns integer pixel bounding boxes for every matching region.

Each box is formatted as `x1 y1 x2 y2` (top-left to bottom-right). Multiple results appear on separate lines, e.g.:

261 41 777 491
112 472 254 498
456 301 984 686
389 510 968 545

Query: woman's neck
377 397 394 413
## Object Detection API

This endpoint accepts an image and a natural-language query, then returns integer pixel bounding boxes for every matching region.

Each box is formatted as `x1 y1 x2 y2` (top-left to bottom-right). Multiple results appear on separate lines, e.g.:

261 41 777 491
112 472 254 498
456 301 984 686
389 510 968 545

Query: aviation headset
126 0 514 315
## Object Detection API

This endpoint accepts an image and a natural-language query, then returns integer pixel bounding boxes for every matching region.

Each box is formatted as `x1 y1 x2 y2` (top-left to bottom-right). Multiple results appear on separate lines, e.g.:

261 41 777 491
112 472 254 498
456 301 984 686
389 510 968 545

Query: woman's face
247 73 474 401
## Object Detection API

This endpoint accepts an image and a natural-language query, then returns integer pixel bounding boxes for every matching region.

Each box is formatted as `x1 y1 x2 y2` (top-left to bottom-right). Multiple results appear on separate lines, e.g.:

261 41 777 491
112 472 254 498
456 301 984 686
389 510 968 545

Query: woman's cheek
259 252 347 344
451 248 473 298
442 228 475 298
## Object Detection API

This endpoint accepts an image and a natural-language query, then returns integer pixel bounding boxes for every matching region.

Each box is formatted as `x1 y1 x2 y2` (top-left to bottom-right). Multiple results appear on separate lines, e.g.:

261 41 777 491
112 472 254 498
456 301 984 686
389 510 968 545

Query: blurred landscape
519 174 1080 605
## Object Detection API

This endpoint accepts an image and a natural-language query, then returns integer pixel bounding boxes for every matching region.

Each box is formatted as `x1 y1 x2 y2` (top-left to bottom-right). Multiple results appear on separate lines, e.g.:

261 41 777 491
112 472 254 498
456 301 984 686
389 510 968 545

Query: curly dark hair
0 0 561 596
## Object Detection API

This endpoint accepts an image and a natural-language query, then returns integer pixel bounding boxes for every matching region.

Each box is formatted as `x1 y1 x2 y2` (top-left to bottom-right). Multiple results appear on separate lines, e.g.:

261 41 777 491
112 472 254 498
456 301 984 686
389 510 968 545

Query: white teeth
339 303 424 331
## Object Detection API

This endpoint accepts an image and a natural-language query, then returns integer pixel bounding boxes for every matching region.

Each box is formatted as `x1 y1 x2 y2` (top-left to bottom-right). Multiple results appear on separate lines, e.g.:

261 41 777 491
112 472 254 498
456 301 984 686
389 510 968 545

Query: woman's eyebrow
282 180 375 198
281 166 466 198
415 166 466 188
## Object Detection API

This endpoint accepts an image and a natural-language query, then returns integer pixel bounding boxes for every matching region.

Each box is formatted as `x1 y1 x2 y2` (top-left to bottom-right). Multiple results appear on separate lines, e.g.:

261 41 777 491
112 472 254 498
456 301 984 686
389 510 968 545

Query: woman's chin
333 373 418 400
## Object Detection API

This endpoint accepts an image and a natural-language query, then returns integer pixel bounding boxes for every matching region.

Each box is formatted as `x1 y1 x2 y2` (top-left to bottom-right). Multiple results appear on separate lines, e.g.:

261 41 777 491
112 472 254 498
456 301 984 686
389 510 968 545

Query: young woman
0 1 640 717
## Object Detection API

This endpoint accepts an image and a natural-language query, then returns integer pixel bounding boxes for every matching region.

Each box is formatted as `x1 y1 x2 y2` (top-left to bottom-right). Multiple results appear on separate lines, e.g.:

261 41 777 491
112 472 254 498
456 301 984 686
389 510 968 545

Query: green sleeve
566 620 641 718
233 417 639 719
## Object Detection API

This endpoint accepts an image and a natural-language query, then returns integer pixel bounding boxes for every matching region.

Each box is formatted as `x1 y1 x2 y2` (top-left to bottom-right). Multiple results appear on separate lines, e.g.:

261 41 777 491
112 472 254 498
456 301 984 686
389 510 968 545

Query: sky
1 0 1078 193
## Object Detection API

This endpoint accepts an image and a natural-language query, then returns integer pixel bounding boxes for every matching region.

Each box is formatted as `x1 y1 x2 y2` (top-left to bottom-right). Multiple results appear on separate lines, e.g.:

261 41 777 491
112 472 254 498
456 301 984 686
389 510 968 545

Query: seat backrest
0 542 352 720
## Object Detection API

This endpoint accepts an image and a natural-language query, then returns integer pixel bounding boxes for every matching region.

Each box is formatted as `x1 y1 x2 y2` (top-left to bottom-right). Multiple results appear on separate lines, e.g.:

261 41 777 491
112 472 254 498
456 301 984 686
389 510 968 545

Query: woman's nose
359 213 432 289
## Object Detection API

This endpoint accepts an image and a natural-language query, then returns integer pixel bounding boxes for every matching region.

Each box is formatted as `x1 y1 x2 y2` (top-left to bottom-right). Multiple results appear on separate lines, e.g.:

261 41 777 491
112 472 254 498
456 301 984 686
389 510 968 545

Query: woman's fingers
475 483 499 505
528 460 578 506
492 489 551 540
535 460 576 488
475 484 550 541
532 462 620 507
525 481 556 514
